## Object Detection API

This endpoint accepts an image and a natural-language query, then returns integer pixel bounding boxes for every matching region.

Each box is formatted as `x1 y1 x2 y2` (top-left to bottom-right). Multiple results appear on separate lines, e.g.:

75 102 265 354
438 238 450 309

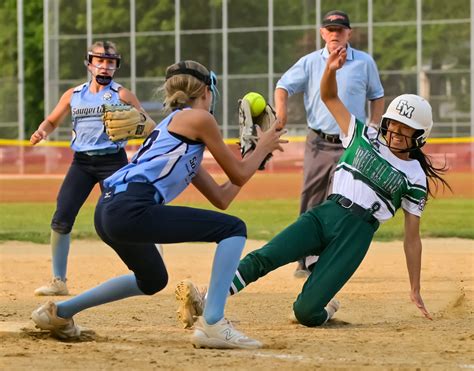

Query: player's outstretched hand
30 129 48 145
327 46 347 71
410 291 432 320
256 118 288 154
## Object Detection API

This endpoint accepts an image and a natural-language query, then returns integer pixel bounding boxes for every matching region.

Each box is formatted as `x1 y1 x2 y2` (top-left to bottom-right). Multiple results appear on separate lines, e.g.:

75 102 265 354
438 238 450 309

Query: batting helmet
379 94 433 150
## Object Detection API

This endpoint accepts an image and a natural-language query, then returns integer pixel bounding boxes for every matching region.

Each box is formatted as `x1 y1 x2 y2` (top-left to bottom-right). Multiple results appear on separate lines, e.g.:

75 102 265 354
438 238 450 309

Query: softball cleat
325 298 341 322
175 279 206 329
31 301 81 339
34 277 69 296
191 316 262 349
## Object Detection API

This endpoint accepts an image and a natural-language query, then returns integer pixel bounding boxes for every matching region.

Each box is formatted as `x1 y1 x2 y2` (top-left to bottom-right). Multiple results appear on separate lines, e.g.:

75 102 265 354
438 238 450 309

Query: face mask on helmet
377 94 433 152
165 62 219 115
84 43 121 86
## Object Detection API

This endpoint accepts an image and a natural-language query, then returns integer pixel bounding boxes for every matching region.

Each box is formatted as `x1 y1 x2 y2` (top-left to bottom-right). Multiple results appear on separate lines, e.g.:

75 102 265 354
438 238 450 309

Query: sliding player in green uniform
177 46 449 334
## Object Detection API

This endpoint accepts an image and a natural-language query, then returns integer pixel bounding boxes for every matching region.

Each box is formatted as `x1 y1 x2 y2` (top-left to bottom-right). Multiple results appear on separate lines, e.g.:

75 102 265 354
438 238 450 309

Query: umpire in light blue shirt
274 10 385 277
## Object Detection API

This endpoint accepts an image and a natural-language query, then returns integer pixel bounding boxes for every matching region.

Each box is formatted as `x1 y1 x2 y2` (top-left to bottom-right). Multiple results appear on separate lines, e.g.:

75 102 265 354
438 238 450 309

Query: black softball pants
94 182 247 295
51 150 128 234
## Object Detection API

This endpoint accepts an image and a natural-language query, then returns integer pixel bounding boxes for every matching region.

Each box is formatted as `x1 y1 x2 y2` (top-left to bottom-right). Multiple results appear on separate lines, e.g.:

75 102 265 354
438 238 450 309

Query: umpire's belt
311 129 341 144
104 182 164 204
328 194 379 230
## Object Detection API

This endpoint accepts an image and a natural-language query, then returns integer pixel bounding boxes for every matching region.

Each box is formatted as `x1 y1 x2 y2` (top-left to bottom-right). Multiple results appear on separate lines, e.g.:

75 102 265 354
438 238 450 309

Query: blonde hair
162 61 210 111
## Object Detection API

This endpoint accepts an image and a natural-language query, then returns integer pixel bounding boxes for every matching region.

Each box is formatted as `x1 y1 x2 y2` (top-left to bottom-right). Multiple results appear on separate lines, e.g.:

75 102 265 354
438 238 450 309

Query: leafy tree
0 0 470 139
0 0 18 137
0 0 43 138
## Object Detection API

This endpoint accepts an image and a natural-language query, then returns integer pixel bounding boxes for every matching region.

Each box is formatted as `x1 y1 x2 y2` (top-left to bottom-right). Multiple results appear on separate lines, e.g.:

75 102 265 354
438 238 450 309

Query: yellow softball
243 92 266 117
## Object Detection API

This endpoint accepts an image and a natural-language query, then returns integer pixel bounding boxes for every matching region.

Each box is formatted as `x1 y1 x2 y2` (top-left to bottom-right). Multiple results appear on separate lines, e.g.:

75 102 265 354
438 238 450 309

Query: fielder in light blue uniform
104 108 204 204
31 41 155 296
32 60 286 350
70 81 126 152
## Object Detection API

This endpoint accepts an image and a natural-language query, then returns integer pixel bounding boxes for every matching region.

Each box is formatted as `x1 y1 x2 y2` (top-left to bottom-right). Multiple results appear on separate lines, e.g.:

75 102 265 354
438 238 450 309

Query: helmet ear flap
413 129 426 148
84 53 92 66
380 118 389 136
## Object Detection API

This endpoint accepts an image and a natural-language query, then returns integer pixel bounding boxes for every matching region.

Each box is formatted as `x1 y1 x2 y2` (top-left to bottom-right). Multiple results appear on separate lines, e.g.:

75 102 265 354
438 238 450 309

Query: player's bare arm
369 97 385 126
30 88 73 145
320 47 351 136
403 210 432 320
202 115 285 186
274 88 289 128
191 167 241 210
170 109 285 186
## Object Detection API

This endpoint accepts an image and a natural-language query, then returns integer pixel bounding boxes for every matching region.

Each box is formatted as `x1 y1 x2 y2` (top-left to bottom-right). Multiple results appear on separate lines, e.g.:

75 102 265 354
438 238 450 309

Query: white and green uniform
334 115 427 222
230 116 427 327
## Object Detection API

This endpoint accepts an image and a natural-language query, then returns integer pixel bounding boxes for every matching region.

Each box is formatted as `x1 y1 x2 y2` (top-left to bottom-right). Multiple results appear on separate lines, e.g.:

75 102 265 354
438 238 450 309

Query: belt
81 147 123 156
103 182 164 204
328 194 380 230
311 129 341 144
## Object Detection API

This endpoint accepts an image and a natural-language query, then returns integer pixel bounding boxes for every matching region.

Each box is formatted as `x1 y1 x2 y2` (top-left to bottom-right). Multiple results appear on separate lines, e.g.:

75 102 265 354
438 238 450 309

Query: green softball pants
234 199 376 327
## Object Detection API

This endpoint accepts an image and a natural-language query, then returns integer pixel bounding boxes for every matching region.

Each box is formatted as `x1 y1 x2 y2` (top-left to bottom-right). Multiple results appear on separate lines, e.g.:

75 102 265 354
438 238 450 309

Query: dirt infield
0 171 472 203
0 238 472 369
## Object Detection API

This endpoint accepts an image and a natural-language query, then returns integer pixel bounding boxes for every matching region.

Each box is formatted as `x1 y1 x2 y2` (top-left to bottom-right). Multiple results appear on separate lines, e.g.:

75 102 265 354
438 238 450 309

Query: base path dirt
0 238 473 369
0 171 472 203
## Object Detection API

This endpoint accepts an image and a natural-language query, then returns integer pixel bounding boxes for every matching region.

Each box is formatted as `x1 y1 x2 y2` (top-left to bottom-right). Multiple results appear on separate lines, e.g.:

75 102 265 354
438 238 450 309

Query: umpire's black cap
321 10 351 29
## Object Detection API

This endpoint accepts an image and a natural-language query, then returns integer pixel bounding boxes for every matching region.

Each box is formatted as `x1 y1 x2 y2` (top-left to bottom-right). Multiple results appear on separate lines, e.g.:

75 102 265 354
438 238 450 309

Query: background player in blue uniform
177 48 451 336
31 60 286 349
30 41 155 296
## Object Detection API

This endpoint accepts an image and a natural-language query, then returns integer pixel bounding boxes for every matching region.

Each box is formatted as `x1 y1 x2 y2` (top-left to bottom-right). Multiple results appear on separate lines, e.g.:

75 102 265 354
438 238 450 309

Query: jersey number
132 130 160 164
132 129 187 182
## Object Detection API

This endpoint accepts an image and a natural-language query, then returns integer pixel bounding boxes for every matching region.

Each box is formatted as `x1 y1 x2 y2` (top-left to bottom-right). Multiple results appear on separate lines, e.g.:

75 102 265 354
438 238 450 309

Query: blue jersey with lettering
70 81 126 152
104 109 205 204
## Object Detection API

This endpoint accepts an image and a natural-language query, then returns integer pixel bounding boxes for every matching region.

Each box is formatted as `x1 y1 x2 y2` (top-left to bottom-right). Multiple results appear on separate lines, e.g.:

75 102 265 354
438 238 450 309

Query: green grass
0 198 472 244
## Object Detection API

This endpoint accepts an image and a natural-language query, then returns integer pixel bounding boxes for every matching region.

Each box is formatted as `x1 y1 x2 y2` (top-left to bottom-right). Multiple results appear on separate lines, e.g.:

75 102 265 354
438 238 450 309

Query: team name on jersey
352 146 405 195
71 105 104 118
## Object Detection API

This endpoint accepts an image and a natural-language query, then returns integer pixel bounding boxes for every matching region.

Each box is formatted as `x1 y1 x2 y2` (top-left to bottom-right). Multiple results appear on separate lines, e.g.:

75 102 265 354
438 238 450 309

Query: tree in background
0 0 43 138
0 0 470 138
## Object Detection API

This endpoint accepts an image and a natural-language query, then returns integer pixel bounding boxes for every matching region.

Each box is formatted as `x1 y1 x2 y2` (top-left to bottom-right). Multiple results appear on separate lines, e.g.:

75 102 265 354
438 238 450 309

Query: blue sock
51 230 70 281
56 274 144 319
204 236 246 325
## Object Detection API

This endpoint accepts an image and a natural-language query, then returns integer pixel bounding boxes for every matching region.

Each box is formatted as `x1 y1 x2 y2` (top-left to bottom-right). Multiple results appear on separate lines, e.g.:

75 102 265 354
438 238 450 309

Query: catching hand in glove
102 104 156 142
238 97 282 170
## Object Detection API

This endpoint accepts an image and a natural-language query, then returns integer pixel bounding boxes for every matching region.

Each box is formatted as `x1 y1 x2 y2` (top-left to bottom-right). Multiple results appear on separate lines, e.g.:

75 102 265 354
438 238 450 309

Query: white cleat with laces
34 277 69 296
31 301 81 339
192 316 262 349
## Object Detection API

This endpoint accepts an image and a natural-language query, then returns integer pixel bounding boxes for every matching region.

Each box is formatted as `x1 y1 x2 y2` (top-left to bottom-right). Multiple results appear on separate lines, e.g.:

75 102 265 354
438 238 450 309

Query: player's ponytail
409 149 451 198
162 61 210 112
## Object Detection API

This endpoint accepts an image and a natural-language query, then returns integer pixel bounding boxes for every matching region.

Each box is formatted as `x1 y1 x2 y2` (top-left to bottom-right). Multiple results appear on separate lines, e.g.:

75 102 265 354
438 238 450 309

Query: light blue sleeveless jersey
104 109 205 204
70 81 126 152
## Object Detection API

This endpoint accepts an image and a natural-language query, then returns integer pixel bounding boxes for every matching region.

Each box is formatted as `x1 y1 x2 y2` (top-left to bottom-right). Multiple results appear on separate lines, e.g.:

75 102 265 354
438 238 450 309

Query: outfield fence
0 137 472 176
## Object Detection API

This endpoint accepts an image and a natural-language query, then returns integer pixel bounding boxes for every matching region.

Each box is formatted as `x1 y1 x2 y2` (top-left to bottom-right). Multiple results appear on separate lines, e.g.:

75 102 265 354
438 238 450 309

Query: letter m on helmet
395 100 415 118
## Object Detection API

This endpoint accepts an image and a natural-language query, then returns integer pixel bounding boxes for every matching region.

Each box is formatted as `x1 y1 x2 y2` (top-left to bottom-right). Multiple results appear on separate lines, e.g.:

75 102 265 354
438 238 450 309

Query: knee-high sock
56 274 144 319
51 230 70 281
204 236 246 325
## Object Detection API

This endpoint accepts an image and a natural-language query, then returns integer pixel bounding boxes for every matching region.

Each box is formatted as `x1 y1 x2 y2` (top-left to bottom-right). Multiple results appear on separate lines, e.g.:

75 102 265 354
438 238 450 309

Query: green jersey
332 116 427 223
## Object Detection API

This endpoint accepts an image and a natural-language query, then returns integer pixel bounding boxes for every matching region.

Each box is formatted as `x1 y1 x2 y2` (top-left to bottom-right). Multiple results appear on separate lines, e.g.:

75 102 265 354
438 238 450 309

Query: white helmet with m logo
380 94 433 149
